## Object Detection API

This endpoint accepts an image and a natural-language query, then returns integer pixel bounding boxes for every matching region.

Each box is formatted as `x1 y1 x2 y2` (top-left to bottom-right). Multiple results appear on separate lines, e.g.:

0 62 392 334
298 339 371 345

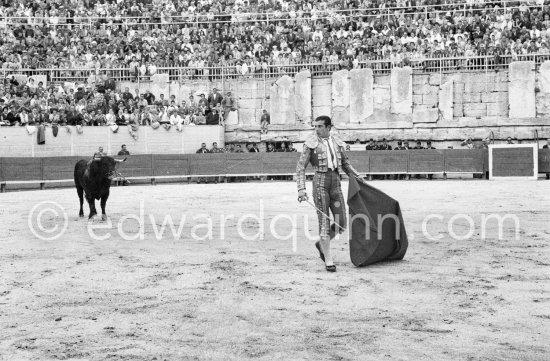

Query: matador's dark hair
314 115 332 128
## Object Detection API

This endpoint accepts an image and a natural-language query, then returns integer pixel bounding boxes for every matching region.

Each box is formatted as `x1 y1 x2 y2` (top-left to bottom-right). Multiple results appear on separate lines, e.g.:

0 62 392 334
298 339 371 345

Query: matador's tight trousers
312 170 347 241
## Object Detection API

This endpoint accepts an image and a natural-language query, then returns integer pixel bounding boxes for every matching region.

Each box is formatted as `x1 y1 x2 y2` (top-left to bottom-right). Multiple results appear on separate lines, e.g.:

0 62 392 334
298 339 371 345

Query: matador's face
314 120 330 139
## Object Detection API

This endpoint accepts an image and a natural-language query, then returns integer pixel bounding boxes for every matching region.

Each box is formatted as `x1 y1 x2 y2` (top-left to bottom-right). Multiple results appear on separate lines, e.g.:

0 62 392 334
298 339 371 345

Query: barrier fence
4 54 550 84
0 0 541 26
2 149 549 191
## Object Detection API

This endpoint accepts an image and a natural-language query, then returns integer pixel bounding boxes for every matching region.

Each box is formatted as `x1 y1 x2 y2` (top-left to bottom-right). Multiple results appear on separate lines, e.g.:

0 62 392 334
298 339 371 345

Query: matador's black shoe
315 241 325 262
325 264 336 272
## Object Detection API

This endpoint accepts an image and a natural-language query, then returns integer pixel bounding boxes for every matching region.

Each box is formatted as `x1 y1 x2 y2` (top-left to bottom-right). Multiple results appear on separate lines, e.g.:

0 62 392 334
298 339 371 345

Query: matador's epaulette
304 134 319 148
332 134 345 147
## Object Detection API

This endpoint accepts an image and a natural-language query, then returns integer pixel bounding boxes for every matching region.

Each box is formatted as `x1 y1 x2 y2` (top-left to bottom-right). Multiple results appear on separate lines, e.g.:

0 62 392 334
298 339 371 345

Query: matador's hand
298 190 308 203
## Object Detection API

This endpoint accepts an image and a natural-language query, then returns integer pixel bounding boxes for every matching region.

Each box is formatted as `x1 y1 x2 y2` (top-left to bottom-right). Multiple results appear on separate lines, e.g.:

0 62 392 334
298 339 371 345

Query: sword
299 197 346 232
297 173 367 232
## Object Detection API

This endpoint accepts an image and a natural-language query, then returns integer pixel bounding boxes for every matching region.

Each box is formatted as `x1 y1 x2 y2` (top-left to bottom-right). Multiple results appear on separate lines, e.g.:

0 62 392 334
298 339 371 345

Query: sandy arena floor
0 180 549 360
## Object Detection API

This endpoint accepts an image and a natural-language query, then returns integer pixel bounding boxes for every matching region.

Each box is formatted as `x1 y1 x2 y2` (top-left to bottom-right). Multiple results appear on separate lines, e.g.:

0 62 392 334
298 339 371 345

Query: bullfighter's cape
347 176 408 267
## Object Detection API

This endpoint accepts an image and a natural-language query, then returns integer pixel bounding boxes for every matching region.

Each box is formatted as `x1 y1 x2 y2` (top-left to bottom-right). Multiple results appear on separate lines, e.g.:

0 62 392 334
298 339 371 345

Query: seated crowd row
0 77 237 127
2 1 550 74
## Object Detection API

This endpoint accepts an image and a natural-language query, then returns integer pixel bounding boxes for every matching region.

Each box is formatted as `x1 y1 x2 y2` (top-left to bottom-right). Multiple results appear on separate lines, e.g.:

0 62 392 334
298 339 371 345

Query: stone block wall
114 61 550 144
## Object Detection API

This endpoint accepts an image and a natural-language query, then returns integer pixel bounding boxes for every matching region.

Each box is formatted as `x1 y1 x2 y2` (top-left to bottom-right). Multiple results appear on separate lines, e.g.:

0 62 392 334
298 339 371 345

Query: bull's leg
87 195 97 219
77 186 84 217
100 191 110 221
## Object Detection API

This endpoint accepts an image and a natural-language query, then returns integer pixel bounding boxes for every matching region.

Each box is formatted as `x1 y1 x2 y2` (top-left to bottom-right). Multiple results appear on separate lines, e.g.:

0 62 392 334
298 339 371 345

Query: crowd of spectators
0 75 238 128
196 141 296 153
2 0 550 76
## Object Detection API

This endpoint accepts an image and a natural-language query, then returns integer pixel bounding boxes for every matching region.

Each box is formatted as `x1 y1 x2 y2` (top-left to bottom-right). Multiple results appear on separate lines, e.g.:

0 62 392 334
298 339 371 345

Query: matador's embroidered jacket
296 133 361 191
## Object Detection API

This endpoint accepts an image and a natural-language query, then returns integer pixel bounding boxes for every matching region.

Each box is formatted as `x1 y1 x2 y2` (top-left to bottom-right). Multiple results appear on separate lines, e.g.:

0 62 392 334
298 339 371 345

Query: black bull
74 156 126 219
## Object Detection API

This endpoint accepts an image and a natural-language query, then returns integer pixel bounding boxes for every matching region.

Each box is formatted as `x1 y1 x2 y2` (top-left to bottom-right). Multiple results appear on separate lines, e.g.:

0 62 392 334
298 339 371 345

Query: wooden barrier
226 153 263 175
42 156 82 182
2 157 42 182
408 150 445 173
188 154 227 176
152 154 190 178
117 154 155 179
539 149 550 173
490 145 536 179
2 150 548 191
444 149 486 174
368 151 408 174
346 151 370 174
261 153 301 175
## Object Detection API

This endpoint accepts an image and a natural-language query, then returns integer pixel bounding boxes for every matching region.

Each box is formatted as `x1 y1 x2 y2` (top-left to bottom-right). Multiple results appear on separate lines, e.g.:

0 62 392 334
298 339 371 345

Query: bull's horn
115 158 127 163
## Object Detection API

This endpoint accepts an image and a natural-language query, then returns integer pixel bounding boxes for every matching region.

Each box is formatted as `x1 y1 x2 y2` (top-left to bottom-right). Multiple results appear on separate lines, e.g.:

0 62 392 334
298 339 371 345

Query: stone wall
0 126 224 157
117 62 550 144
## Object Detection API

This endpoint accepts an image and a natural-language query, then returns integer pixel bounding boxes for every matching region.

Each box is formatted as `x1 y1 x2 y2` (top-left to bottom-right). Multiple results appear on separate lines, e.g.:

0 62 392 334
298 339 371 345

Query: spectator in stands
249 143 260 152
211 142 223 153
461 138 475 149
208 88 223 109
19 108 29 126
365 139 377 150
118 144 130 156
426 140 436 180
221 91 237 121
195 142 210 183
379 138 392 150
394 141 406 150
543 139 550 180
196 143 210 154
278 143 289 152
260 109 270 134
287 143 297 152
206 108 220 125
0 107 12 126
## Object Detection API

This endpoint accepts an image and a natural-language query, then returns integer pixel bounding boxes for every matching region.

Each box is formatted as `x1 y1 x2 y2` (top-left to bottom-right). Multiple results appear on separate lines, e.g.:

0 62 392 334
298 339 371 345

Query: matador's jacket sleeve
340 147 361 179
334 135 361 180
296 142 311 192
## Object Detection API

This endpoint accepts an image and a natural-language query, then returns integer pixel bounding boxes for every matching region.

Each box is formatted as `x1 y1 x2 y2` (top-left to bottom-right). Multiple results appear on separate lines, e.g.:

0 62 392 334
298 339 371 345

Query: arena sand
0 180 549 360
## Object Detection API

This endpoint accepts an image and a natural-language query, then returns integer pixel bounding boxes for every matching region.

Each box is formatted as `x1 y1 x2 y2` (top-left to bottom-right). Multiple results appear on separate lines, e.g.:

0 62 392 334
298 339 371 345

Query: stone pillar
312 78 332 119
439 78 454 121
537 61 550 116
350 68 374 124
509 61 535 118
332 69 350 127
295 70 312 123
150 73 170 100
390 67 413 115
270 75 295 125
539 61 550 92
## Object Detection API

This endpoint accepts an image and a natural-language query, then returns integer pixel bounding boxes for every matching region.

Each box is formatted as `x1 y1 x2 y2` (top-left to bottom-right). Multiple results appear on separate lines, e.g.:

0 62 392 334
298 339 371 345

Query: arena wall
112 61 550 145
0 126 224 157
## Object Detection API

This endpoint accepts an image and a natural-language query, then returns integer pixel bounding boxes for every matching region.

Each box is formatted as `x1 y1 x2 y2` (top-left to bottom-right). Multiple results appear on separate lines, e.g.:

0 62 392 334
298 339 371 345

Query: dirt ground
0 180 549 361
